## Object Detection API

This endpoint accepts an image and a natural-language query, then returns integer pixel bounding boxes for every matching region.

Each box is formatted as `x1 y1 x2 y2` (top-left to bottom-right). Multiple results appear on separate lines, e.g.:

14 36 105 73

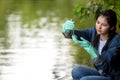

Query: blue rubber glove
72 35 98 59
62 20 74 33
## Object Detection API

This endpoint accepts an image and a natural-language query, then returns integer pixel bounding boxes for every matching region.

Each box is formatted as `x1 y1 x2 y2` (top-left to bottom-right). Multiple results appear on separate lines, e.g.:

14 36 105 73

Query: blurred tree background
73 0 120 32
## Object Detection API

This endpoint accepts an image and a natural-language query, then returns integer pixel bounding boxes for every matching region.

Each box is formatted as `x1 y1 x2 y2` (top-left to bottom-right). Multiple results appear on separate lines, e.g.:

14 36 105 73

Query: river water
0 1 77 80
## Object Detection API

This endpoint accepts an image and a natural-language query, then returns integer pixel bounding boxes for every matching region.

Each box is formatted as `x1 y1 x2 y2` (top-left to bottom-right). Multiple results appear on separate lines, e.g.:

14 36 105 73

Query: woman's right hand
62 20 74 33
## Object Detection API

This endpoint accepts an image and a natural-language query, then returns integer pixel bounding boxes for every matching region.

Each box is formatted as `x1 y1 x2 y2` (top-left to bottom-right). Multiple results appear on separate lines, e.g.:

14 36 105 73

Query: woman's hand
72 35 98 59
62 20 74 33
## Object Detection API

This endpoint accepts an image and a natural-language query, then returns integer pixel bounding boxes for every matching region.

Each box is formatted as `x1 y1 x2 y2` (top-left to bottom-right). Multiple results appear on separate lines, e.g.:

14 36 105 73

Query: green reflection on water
0 0 74 25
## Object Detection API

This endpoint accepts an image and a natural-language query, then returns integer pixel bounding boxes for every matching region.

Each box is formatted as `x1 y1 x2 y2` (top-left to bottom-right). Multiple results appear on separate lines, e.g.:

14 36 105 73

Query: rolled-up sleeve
62 27 96 42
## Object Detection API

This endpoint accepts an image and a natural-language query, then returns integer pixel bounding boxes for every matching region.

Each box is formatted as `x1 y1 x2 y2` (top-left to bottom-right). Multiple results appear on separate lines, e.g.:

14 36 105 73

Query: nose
97 24 102 29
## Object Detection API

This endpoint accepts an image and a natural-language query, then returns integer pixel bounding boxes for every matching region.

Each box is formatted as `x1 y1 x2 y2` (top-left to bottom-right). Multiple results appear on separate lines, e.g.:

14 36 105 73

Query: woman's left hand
72 35 98 59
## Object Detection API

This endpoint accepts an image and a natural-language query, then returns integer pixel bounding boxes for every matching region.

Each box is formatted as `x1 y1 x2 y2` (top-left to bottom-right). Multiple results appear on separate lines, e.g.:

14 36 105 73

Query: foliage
73 0 120 30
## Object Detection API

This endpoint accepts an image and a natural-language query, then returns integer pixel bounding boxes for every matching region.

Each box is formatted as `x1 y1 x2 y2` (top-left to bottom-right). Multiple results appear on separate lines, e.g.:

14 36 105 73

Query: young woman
62 9 120 80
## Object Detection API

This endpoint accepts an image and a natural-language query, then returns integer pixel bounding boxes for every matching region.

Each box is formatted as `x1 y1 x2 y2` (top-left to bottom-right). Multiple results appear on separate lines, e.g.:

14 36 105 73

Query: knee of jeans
80 76 89 80
71 66 82 79
80 76 97 80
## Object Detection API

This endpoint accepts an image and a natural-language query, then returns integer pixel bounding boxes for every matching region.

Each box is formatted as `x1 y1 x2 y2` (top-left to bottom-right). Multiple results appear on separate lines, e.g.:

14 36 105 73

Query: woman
62 9 120 80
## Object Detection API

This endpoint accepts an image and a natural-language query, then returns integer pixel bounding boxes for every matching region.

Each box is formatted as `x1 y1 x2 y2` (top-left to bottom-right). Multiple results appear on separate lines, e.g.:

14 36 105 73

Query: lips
97 30 102 33
97 30 101 32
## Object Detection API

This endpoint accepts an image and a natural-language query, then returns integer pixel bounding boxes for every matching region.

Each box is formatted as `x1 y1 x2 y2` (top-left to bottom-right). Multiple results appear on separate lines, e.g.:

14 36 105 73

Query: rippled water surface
0 11 75 80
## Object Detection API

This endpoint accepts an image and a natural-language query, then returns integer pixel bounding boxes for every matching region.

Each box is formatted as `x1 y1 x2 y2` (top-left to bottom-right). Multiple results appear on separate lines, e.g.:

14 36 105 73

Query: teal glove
62 20 74 33
72 35 98 59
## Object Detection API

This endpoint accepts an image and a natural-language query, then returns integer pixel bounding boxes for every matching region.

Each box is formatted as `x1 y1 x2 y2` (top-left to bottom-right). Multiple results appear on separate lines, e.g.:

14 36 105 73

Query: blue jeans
71 65 111 80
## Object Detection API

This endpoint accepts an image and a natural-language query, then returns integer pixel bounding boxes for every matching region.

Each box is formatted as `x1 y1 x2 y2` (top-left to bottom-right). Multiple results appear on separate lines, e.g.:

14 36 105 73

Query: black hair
96 9 117 33
93 9 117 51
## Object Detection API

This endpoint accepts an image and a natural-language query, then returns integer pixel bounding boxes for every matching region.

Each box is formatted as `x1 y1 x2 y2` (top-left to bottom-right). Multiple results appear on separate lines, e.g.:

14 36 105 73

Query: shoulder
109 33 120 47
102 33 120 56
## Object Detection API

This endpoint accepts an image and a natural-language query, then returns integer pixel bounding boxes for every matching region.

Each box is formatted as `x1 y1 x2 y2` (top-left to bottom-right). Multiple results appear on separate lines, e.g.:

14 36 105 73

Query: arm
62 20 96 42
63 28 96 42
72 35 98 59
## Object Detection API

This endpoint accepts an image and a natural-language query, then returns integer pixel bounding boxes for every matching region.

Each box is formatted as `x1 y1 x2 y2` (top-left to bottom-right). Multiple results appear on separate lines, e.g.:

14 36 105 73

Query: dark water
0 0 78 80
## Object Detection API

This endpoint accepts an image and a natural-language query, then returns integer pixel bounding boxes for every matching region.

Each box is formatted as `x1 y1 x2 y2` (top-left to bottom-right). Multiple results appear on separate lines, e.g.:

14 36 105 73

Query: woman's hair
93 9 117 51
96 9 117 32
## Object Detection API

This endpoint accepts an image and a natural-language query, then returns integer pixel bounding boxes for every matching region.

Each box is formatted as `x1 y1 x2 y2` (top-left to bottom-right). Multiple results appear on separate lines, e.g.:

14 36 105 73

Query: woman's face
96 15 112 36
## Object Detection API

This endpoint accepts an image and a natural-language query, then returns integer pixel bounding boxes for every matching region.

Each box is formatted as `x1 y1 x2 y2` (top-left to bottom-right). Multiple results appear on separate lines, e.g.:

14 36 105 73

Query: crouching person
62 9 120 80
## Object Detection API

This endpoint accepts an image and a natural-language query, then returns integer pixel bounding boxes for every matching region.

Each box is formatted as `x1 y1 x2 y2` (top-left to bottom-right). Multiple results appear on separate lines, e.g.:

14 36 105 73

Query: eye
96 21 100 24
102 23 108 27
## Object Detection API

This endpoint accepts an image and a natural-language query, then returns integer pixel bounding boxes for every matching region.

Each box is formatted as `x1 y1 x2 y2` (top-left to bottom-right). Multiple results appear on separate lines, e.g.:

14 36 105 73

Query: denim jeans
71 65 111 80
